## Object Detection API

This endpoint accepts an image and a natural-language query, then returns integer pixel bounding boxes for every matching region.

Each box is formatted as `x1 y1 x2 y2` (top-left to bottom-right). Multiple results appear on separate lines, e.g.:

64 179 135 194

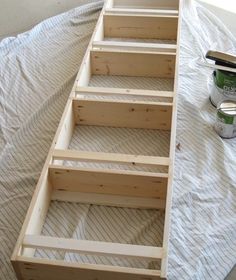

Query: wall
1 0 236 40
197 0 236 37
0 0 91 40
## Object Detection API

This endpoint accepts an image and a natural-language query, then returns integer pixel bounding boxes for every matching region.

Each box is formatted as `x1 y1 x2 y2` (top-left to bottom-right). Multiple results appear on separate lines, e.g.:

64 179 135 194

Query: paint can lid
217 100 236 116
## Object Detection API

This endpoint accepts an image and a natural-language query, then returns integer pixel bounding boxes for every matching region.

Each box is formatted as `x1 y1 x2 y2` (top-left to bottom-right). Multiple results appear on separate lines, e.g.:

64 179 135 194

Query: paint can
210 70 236 107
214 100 236 138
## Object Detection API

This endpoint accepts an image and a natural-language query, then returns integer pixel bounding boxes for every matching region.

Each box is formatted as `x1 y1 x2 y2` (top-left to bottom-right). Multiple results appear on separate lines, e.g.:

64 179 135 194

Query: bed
0 0 235 279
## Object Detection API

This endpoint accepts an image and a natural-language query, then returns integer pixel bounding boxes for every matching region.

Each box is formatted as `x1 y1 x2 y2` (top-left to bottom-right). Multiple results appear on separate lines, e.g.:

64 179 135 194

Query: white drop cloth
0 1 235 279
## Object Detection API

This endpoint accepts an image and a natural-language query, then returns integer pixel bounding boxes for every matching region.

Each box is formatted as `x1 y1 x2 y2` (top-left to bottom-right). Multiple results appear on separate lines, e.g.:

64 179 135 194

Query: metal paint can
210 70 236 107
215 100 236 138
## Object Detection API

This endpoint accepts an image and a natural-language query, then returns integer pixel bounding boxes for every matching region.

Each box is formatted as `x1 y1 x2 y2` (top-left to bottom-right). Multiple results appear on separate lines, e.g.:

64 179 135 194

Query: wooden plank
160 0 182 278
93 16 104 42
52 149 170 166
21 173 52 258
113 0 179 9
51 190 166 209
15 257 162 280
23 235 163 260
55 100 75 149
76 54 91 87
76 85 174 99
104 15 178 40
200 61 236 74
49 164 168 198
105 8 178 16
73 98 173 130
91 50 176 78
93 40 176 53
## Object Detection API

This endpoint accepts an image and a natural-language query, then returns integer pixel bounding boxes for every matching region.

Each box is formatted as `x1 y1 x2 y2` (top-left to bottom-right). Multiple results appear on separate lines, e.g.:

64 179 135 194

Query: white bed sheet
0 0 236 279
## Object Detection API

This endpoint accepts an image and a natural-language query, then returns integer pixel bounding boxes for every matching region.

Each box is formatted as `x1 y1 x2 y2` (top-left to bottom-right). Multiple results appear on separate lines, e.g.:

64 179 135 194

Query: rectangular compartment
14 166 165 279
77 49 176 93
31 200 165 273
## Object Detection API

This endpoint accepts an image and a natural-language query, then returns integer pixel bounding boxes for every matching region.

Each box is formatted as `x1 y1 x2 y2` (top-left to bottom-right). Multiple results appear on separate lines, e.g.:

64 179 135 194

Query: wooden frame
11 0 182 279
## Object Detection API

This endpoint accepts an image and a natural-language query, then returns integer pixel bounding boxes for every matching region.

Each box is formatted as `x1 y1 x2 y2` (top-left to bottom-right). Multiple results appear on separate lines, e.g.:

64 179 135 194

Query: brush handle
200 61 236 74
206 50 236 68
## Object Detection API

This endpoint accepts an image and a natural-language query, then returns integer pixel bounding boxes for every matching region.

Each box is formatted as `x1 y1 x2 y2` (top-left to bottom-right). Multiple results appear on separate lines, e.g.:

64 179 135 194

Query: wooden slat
73 98 173 130
22 172 52 258
113 0 179 10
53 149 170 166
160 0 182 277
49 164 168 199
51 190 166 209
105 8 178 16
91 50 176 78
55 100 75 149
104 14 178 40
76 85 174 99
23 235 163 260
199 61 236 74
93 40 176 53
15 257 162 280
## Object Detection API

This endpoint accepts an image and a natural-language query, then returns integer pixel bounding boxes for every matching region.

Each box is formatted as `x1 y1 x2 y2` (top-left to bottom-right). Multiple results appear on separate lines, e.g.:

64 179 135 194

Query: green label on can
217 110 235 124
214 70 236 92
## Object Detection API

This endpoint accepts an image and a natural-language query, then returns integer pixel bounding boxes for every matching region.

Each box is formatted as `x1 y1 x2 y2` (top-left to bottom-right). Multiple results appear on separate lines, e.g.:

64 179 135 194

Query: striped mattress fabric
0 0 236 280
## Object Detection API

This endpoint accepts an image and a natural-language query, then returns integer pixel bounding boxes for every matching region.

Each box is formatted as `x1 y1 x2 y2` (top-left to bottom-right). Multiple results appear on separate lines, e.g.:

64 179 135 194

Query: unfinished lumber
12 0 182 279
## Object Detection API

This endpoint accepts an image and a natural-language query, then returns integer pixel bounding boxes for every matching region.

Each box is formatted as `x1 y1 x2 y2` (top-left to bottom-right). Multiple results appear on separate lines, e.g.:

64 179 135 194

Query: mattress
0 0 236 279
